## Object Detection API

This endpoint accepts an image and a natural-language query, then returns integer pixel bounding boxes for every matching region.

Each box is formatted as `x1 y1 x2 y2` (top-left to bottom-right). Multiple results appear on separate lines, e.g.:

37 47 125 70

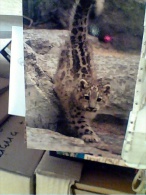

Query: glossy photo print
24 0 145 166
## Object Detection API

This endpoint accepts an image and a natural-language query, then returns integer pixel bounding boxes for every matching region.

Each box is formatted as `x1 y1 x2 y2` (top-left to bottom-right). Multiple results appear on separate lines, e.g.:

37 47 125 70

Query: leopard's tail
70 0 95 45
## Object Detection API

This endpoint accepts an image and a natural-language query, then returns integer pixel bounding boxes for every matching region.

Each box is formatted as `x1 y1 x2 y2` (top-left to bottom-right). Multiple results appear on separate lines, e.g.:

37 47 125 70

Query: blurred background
23 0 145 52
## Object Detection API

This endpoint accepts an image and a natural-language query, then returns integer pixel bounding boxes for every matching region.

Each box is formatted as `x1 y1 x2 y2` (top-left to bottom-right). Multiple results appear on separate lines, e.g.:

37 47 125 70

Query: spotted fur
54 0 110 142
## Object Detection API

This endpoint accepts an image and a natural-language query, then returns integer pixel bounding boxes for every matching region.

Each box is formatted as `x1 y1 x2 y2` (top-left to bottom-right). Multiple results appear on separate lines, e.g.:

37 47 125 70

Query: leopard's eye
84 94 90 100
97 97 102 102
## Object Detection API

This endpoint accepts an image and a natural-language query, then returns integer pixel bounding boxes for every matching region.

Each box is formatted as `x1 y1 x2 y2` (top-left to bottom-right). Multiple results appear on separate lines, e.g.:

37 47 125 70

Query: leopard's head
72 79 110 111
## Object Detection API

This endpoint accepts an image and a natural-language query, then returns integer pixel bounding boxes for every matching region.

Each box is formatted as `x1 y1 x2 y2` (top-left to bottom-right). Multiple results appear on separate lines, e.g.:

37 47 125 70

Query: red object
104 35 112 43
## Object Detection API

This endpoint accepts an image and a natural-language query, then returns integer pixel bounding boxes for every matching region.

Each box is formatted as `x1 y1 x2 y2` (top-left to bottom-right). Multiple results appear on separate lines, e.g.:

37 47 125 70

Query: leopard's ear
103 84 110 95
80 79 88 89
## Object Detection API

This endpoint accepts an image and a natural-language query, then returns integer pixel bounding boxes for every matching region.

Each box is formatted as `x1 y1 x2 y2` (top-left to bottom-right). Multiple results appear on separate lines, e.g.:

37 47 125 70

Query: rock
24 39 59 130
26 126 123 157
25 74 59 130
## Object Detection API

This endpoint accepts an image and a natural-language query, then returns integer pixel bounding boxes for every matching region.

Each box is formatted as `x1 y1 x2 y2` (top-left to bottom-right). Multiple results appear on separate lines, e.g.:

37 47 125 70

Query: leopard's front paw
81 134 101 143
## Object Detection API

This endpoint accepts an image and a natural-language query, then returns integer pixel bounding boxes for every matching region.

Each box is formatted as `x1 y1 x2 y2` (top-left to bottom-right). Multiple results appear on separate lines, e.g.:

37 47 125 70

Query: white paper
8 26 25 117
0 39 11 50
0 0 22 16
122 7 146 169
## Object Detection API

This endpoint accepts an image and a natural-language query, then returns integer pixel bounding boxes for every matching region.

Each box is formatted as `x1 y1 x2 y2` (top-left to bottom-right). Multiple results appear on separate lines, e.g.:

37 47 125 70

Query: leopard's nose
89 107 96 111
